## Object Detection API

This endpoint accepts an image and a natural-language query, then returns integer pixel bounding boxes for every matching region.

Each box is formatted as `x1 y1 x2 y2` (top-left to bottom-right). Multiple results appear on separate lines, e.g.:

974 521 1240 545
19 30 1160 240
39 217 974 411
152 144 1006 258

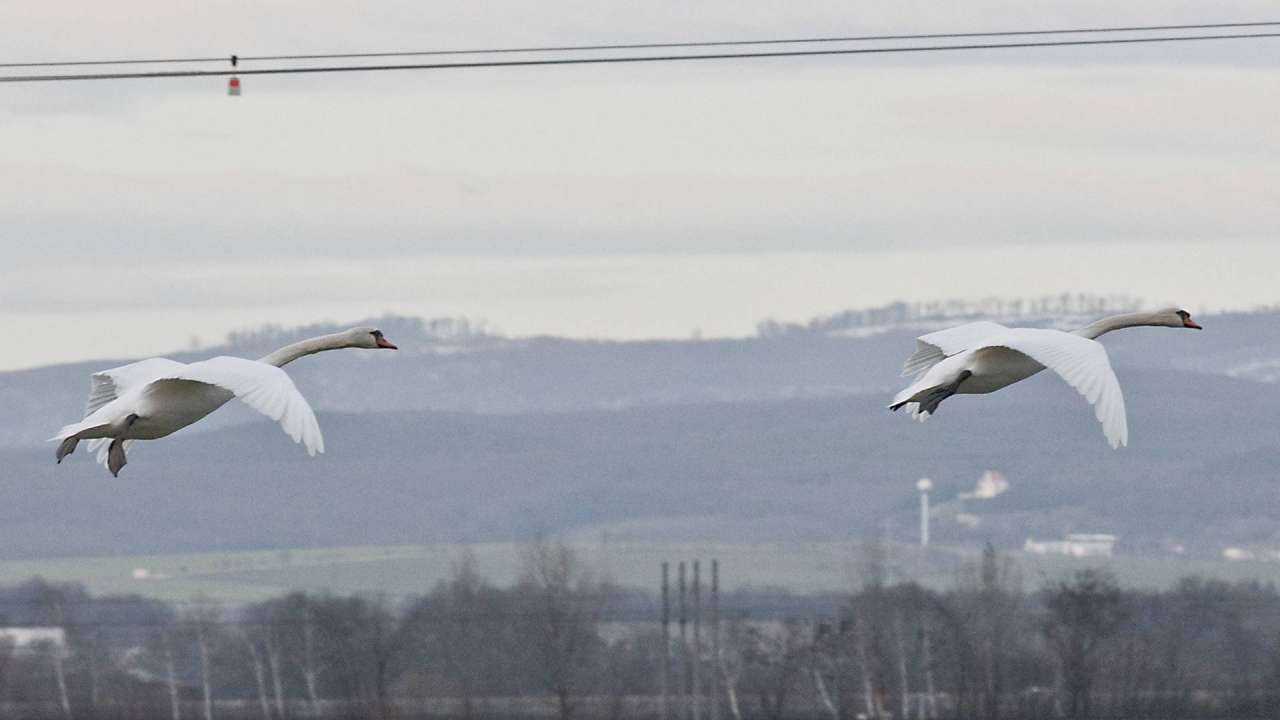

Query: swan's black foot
917 389 951 416
894 370 972 416
55 437 78 464
107 439 128 477
916 370 972 416
106 415 138 477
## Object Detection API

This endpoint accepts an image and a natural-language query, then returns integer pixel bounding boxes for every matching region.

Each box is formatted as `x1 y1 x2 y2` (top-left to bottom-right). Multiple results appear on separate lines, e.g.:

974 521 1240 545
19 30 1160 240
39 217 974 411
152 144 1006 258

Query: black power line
1 19 1278 69
0 55 229 69
238 19 1280 61
2 31 1278 84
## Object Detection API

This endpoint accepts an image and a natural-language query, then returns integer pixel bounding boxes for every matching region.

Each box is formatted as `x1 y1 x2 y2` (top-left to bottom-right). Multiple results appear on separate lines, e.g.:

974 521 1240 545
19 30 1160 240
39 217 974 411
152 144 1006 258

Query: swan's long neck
1073 311 1168 340
259 332 352 367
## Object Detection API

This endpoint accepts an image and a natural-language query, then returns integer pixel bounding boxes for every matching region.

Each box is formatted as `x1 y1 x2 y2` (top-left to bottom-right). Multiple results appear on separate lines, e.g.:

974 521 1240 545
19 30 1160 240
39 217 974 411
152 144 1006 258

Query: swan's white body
889 309 1201 448
52 327 397 475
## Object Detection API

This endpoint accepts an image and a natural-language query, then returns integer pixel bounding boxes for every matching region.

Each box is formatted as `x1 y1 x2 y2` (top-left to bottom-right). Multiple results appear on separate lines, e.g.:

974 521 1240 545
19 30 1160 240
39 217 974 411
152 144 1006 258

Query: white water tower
916 478 933 547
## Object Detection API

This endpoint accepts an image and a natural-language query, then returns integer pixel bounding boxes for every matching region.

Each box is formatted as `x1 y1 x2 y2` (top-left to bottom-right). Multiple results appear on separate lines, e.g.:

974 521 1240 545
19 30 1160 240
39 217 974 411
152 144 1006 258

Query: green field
3 541 1278 605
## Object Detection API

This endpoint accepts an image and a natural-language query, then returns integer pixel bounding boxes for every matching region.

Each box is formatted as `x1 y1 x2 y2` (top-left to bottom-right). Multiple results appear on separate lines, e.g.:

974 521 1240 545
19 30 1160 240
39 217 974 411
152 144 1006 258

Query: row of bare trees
757 294 1141 337
2 542 1280 719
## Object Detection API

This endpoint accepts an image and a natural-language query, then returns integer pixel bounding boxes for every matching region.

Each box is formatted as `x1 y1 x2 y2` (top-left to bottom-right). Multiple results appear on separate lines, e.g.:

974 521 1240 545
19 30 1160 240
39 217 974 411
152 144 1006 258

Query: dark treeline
756 294 1142 337
2 542 1280 720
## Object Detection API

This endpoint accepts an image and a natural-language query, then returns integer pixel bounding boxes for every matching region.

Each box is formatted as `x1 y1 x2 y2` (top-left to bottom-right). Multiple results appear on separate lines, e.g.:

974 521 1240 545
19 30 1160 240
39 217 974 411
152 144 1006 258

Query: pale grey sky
3 1 1278 369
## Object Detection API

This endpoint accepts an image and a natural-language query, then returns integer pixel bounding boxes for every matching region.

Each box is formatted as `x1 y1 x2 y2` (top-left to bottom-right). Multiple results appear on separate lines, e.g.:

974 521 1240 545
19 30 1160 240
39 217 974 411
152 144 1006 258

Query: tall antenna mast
917 478 933 547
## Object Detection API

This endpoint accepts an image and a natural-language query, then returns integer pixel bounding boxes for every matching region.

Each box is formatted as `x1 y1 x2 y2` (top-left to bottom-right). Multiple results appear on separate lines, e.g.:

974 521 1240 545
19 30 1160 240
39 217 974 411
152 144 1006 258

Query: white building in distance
0 627 67 655
1024 533 1117 558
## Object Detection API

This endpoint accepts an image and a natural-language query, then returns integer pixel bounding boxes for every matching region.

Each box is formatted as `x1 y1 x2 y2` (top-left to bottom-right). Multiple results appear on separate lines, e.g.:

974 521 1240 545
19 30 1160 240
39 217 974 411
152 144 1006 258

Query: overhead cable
2 32 1278 84
1 19 1277 69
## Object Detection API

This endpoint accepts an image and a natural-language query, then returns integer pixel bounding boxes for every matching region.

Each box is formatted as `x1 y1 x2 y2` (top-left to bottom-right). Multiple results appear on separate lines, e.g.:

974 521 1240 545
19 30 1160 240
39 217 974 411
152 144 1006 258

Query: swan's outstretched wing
988 329 1129 448
84 358 188 416
902 321 1008 377
149 356 324 456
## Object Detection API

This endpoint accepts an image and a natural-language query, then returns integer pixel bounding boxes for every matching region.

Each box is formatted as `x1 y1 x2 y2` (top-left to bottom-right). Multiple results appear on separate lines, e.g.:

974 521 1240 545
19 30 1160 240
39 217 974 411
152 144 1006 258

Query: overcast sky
3 1 1278 369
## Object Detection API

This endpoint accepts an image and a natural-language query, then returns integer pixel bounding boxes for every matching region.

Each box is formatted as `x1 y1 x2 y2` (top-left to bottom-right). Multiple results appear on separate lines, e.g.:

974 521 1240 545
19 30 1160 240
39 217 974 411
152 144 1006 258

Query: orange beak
376 336 398 349
1183 317 1202 330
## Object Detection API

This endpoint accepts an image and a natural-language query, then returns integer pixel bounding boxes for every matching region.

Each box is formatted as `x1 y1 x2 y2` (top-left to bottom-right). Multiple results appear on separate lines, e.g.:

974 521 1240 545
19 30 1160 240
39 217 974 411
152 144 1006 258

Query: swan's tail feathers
50 422 86 442
889 383 924 411
890 370 971 420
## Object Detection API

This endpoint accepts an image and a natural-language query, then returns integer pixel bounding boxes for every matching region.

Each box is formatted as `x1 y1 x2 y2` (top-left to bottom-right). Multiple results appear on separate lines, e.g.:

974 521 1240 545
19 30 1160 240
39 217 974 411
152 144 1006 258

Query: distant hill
9 302 1278 443
3 301 1279 561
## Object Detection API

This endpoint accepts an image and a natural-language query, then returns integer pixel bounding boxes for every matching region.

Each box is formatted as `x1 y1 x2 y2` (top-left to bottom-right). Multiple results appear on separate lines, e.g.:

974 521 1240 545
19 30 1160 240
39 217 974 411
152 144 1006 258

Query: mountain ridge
6 302 1273 449
4 301 1277 562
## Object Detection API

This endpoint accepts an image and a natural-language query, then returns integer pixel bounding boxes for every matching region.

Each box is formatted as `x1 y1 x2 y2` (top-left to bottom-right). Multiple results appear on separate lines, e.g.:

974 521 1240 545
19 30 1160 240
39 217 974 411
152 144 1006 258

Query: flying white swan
889 308 1202 448
51 327 398 476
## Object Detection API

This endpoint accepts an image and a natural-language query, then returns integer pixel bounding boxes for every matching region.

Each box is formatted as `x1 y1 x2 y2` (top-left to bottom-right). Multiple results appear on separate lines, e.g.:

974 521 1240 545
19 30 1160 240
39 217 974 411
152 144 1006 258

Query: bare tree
893 612 911 720
160 625 182 720
920 620 938 720
847 538 897 719
852 616 884 720
717 618 747 720
514 537 614 720
300 602 324 712
238 629 273 720
266 631 285 718
243 598 290 719
1043 569 1125 718
186 600 223 720
79 626 105 713
0 635 14 705
266 592 326 714
740 619 807 720
363 596 400 720
29 580 72 720
809 619 847 720
45 635 72 720
308 593 402 719
964 543 1022 720
197 624 213 720
408 551 501 719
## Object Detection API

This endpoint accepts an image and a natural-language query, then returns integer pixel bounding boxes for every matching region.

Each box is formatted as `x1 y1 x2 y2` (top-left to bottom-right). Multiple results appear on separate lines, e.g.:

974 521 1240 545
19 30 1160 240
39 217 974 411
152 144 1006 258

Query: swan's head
347 327 398 350
1157 308 1202 330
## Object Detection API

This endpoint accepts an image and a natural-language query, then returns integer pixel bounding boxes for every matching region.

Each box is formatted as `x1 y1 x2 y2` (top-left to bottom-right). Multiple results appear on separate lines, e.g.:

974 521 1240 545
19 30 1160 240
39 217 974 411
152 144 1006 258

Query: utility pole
710 559 721 720
693 560 702 720
662 562 671 720
679 561 688 719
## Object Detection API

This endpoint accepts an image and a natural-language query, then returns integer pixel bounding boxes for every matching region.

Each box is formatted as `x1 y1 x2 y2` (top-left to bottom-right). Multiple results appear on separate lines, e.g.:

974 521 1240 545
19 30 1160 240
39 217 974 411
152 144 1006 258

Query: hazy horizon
7 241 1278 371
6 1 1278 370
